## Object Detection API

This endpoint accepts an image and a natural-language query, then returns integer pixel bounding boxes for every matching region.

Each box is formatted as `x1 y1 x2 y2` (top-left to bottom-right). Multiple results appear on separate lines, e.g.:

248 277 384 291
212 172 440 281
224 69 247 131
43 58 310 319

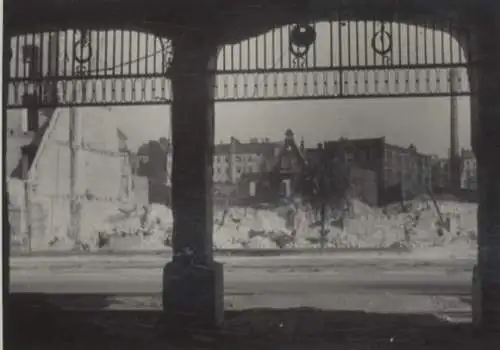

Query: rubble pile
81 193 477 252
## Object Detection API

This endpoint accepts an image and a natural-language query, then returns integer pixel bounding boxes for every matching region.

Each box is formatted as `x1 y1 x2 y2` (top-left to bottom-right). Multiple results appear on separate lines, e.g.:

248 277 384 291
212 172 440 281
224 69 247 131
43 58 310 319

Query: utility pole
21 149 32 252
69 30 89 249
69 101 81 248
449 68 461 193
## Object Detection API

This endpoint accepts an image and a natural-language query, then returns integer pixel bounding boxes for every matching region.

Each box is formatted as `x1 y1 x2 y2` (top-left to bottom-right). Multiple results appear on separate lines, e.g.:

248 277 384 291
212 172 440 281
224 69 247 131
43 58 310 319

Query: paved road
10 255 474 318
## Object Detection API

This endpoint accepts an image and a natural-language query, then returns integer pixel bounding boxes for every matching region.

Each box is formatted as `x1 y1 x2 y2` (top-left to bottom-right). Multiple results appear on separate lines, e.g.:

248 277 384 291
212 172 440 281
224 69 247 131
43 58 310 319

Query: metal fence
5 13 473 108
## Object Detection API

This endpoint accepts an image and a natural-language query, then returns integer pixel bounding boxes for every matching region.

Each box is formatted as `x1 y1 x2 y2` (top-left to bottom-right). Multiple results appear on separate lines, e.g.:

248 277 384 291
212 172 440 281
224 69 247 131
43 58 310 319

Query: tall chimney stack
449 68 460 192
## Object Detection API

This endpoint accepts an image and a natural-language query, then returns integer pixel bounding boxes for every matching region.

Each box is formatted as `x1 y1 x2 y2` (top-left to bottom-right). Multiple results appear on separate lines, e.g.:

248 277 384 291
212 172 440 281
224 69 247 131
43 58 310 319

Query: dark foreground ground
6 294 500 350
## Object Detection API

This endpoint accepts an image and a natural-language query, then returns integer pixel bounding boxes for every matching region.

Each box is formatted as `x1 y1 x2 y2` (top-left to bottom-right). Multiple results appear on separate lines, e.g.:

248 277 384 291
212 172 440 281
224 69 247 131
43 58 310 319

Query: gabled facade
238 129 309 202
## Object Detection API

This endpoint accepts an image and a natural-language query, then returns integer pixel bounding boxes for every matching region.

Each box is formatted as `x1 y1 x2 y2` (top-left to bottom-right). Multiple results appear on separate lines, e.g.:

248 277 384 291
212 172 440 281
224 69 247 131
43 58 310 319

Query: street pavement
9 253 474 321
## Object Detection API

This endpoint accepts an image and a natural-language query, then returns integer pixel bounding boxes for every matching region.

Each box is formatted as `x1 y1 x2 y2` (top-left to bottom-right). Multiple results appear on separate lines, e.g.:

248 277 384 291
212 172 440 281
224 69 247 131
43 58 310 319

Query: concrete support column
469 12 500 331
162 30 223 328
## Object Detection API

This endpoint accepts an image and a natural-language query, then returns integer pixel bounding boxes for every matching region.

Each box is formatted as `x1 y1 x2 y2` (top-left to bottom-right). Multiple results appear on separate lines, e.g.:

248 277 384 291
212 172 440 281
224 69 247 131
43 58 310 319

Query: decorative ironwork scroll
73 30 92 67
289 23 317 68
6 15 472 108
371 21 393 65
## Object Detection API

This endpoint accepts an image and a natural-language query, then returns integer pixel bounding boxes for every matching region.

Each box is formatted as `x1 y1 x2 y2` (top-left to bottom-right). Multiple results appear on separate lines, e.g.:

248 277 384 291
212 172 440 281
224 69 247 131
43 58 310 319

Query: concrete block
162 260 224 329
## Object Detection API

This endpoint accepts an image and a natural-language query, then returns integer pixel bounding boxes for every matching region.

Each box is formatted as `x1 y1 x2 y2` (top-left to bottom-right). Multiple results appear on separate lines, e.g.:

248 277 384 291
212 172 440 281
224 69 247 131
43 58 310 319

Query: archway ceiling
5 0 481 45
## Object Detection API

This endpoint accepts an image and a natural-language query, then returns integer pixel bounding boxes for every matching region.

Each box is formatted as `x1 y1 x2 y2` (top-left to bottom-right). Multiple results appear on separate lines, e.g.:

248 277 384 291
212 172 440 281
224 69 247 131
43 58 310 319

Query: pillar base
472 264 500 332
162 260 224 329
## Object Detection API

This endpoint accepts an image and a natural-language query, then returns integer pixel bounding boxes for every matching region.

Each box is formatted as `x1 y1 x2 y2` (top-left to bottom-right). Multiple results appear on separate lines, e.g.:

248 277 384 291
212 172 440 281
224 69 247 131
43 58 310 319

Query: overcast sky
115 95 471 158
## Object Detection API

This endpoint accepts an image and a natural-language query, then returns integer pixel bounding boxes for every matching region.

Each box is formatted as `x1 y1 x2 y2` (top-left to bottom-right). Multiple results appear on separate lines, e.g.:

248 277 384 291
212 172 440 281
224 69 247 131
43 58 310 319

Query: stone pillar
162 30 223 328
3 26 12 281
469 12 500 331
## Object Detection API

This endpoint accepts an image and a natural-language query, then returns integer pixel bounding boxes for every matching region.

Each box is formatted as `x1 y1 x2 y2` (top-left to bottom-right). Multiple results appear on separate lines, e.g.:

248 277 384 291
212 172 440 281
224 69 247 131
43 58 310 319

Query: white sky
116 95 471 158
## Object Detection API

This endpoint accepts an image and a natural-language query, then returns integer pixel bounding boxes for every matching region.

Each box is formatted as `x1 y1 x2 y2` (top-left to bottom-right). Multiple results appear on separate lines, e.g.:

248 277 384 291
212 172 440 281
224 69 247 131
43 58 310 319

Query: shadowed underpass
6 293 500 350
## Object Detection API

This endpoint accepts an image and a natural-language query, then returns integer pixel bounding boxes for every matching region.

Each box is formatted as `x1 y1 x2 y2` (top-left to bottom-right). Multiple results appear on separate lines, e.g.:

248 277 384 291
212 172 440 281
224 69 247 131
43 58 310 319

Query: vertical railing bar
432 20 437 65
104 30 109 77
153 36 158 75
391 21 396 65
26 32 31 79
280 26 284 69
222 45 226 71
112 30 117 76
128 30 133 74
15 35 20 79
406 23 411 66
40 32 45 80
71 30 77 77
272 27 276 69
347 19 352 67
26 33 32 78
231 44 235 71
356 20 360 66
288 25 292 68
441 23 446 65
364 19 369 67
423 20 428 65
37 32 44 105
247 37 251 70
372 16 377 66
55 31 61 79
30 31 35 78
264 33 267 69
397 21 402 66
449 18 455 64
95 30 101 76
136 32 141 75
338 10 343 96
415 22 420 65
255 36 259 70
313 22 317 67
329 19 334 67
145 34 149 75
239 41 243 70
120 30 125 75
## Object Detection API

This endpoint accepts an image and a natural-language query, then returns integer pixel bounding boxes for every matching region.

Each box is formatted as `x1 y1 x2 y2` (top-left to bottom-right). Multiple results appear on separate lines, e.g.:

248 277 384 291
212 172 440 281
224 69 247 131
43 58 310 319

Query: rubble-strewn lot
24 194 478 253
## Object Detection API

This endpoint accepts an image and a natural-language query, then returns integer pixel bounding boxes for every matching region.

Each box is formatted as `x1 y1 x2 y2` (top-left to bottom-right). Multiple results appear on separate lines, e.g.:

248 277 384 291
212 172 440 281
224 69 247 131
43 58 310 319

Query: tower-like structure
449 68 461 192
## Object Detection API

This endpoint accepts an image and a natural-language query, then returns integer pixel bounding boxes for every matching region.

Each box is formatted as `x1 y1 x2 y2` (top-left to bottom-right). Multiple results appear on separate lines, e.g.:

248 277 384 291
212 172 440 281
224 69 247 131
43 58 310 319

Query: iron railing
5 16 473 107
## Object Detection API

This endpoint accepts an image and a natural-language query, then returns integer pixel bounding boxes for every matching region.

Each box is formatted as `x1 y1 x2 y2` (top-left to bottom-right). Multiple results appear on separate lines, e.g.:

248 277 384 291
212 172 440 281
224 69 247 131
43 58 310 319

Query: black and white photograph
2 1 500 349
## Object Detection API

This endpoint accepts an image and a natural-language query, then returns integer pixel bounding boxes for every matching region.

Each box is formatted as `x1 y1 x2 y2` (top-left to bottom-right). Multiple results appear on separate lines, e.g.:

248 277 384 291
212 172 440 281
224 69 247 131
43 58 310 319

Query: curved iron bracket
289 24 317 67
371 29 393 57
74 30 92 65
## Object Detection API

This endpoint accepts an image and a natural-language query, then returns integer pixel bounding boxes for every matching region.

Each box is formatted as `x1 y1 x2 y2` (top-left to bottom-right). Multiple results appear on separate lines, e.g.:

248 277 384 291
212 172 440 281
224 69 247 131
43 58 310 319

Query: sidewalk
9 247 476 272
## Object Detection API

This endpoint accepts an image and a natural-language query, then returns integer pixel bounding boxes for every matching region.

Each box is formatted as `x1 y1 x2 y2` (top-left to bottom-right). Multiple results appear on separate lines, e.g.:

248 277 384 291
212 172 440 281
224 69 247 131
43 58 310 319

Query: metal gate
5 15 472 108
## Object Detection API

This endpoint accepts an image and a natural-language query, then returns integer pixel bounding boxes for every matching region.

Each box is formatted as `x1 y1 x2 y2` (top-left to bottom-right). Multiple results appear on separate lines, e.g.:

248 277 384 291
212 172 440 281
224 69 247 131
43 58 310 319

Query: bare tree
303 150 351 250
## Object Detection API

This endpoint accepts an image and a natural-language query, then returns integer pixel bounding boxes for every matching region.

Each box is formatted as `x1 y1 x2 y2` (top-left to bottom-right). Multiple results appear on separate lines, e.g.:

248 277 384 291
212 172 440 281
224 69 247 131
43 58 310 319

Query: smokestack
449 68 460 192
